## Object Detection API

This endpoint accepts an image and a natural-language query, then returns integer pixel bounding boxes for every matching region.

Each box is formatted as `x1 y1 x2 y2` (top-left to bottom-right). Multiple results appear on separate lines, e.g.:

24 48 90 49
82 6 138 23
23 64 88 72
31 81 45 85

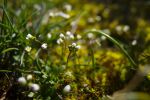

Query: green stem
90 48 95 68
66 51 71 67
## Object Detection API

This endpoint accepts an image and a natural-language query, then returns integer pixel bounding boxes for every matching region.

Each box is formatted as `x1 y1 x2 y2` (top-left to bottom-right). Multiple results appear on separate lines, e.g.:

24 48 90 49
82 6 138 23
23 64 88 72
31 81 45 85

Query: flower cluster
66 31 74 39
25 46 32 52
116 25 130 33
68 42 81 52
18 75 40 92
41 43 48 49
57 31 75 45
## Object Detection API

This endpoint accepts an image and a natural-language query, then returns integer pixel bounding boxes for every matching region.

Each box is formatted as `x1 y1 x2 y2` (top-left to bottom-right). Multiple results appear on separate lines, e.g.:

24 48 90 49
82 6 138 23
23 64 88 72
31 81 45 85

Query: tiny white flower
62 65 66 70
49 12 55 17
58 12 70 19
66 31 74 39
27 74 33 80
41 43 47 49
26 34 34 40
12 33 16 38
70 21 76 26
70 34 74 39
76 45 81 49
64 4 72 11
57 38 63 44
132 40 137 46
47 33 52 39
123 25 130 32
66 31 72 36
95 16 101 21
101 36 106 41
25 46 32 52
18 77 27 85
87 33 94 39
103 29 110 34
116 26 122 32
59 33 65 39
29 83 40 92
72 43 77 47
77 34 82 39
88 17 94 23
34 4 41 11
28 92 34 98
63 85 71 93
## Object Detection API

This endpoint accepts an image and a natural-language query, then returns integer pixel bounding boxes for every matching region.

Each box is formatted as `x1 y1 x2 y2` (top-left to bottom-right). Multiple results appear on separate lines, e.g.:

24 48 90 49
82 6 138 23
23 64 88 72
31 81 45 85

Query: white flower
63 85 71 93
103 29 110 34
123 25 130 32
28 92 34 98
66 31 74 39
76 45 81 49
70 34 74 39
47 33 52 39
12 33 16 38
25 46 32 52
59 33 65 39
87 33 94 39
70 43 81 49
116 26 122 32
95 16 101 21
29 83 40 92
70 21 76 26
66 31 72 36
34 4 42 11
64 4 72 11
101 36 106 41
72 43 77 47
41 43 47 49
77 34 82 39
49 12 55 17
57 38 63 44
57 12 70 19
88 17 94 23
132 40 137 46
26 34 34 40
27 74 33 80
18 77 27 85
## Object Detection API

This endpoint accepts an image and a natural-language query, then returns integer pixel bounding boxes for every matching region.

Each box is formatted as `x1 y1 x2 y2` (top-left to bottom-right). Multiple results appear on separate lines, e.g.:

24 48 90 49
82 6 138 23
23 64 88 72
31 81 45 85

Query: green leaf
1 48 18 54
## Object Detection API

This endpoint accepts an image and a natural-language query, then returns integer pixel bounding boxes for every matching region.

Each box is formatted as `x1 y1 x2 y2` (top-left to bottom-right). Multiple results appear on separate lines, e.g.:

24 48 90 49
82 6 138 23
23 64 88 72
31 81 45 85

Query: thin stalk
66 51 71 67
35 48 42 71
20 51 25 66
90 48 95 68
3 8 16 32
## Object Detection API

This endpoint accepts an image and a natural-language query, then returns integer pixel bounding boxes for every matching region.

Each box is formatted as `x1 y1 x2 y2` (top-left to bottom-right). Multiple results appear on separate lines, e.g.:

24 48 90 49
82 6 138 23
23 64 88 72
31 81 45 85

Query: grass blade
1 47 18 54
0 70 12 73
86 30 137 69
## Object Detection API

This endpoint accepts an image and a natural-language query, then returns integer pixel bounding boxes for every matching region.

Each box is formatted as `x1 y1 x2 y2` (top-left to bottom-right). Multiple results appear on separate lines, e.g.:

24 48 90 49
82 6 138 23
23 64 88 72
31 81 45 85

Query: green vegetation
0 0 150 99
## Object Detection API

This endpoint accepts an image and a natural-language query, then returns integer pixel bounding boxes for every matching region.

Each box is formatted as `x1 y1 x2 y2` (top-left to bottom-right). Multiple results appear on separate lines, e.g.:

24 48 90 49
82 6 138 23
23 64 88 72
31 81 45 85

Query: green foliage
0 0 150 99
